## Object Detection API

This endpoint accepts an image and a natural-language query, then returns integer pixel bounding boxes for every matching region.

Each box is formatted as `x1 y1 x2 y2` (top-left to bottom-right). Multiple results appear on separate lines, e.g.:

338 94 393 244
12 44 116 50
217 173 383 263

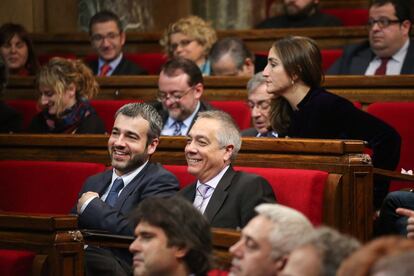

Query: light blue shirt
161 101 201 136
97 53 123 76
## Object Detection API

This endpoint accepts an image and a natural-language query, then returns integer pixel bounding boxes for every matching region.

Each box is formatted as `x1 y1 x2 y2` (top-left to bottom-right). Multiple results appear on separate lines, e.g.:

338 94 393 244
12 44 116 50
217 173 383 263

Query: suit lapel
203 167 235 222
97 170 113 196
114 163 149 209
352 49 373 74
401 39 414 74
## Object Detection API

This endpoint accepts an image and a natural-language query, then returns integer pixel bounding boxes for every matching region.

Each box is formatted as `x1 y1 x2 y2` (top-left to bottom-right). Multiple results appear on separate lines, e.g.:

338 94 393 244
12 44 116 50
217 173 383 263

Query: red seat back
209 101 251 130
38 53 77 65
321 8 369 26
90 100 143 133
367 102 414 191
0 249 35 276
321 49 343 72
164 165 327 225
5 100 38 130
0 160 106 214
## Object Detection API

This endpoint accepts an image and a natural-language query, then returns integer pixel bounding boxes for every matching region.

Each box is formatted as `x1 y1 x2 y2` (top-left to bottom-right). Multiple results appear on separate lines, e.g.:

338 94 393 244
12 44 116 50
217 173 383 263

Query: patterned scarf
43 99 94 133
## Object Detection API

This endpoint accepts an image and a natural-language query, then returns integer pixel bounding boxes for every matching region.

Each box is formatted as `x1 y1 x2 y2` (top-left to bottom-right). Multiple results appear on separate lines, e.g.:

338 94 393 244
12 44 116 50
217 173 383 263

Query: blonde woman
28 57 105 134
160 16 217 75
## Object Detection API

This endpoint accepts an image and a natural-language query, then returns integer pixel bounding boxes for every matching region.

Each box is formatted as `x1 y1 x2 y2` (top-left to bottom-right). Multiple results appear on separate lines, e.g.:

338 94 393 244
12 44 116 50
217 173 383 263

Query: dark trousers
85 246 132 276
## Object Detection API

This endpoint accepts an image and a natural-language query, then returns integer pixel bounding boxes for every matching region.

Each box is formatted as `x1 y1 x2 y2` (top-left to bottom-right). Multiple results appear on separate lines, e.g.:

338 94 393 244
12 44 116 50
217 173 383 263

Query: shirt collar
98 53 123 75
111 160 148 187
197 165 230 189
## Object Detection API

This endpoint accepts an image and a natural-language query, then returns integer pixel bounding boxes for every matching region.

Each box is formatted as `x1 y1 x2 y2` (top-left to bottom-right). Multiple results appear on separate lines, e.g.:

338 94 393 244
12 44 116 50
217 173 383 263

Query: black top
287 87 401 170
28 112 106 134
0 101 22 133
256 11 342 29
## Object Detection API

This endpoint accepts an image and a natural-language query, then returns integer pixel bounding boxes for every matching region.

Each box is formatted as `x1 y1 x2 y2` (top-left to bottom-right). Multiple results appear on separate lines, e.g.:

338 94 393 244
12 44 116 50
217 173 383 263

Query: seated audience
28 57 106 134
74 102 179 275
242 72 281 137
328 0 413 75
263 36 401 209
0 56 22 133
130 197 212 276
179 110 276 229
376 191 414 237
281 226 360 276
229 203 313 276
88 10 147 76
256 0 342 29
0 23 39 76
337 236 414 276
210 37 255 77
160 15 217 75
154 57 213 136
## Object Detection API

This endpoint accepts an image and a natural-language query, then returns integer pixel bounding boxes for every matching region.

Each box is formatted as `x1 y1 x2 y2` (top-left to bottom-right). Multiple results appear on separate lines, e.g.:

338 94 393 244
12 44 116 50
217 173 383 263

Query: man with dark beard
256 0 342 29
74 102 179 276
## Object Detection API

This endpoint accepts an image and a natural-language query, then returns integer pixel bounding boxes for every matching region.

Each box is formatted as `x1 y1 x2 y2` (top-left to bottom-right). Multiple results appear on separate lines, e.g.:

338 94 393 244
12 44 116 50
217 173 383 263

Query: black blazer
88 56 147 76
178 166 276 229
327 39 414 75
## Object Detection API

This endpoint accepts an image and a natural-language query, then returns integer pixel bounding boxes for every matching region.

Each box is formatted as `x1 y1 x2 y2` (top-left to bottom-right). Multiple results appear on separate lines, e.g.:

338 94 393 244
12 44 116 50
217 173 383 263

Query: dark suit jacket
178 166 276 229
327 39 414 75
241 127 259 137
88 56 147 76
152 100 214 132
0 101 22 133
74 162 179 235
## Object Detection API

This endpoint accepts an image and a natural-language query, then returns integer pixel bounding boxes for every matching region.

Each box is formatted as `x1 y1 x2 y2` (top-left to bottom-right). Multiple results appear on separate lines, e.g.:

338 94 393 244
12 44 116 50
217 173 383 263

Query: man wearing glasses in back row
328 0 414 75
153 57 213 136
88 10 147 76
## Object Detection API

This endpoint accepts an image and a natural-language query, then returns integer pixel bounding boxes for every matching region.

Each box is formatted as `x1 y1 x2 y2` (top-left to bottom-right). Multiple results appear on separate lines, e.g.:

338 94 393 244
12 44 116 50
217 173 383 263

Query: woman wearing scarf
28 57 105 134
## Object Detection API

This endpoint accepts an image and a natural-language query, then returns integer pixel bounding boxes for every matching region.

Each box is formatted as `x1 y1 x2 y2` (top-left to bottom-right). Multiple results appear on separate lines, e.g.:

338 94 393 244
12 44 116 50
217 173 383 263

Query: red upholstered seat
321 49 343 72
163 165 328 225
367 102 414 191
5 100 38 130
209 101 251 130
38 53 77 65
0 249 35 276
90 100 143 133
84 53 167 75
0 160 106 214
321 8 369 26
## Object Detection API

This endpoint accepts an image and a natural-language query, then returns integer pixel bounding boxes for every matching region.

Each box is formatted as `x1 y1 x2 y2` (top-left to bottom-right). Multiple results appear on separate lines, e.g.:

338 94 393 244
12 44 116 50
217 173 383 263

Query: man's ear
120 31 126 46
242 58 255 76
193 83 204 100
275 255 288 272
174 246 189 259
146 137 159 155
223 144 234 162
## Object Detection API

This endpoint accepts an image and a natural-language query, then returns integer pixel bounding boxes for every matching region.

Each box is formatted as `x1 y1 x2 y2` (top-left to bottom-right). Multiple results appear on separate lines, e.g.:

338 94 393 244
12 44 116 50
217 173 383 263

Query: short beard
284 2 318 20
110 148 148 175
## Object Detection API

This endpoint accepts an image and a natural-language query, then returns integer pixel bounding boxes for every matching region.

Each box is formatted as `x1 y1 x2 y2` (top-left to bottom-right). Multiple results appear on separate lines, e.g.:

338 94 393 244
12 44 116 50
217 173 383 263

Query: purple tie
195 183 213 211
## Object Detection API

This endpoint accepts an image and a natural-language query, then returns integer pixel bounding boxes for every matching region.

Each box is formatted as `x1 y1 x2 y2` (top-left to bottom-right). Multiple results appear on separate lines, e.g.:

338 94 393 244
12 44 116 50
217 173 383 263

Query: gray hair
299 226 361 276
115 103 163 143
255 203 313 260
246 71 266 96
210 37 254 71
196 110 241 160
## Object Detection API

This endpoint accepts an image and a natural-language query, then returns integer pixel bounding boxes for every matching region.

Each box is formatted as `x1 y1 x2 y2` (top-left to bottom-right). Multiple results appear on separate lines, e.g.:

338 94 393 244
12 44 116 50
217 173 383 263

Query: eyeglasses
169 39 193 51
247 100 271 110
157 86 194 102
367 18 401 29
91 32 121 43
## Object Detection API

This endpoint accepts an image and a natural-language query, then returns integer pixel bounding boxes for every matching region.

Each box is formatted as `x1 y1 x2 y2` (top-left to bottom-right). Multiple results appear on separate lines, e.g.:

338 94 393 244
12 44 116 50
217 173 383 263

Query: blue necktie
106 177 124 207
173 121 183 136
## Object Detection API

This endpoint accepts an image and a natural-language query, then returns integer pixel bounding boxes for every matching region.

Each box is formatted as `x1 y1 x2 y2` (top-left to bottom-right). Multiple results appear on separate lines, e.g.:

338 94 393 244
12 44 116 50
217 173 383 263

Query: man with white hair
229 203 313 276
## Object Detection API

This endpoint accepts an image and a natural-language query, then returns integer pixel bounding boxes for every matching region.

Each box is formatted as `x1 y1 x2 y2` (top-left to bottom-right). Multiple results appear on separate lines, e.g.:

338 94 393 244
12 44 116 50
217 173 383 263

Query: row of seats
0 159 330 275
5 99 252 132
6 99 414 192
37 48 344 75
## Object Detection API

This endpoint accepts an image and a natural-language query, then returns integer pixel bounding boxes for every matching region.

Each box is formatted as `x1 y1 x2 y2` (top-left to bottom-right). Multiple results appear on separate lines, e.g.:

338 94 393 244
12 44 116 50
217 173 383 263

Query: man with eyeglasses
328 0 414 75
88 10 147 76
241 72 278 138
154 57 213 136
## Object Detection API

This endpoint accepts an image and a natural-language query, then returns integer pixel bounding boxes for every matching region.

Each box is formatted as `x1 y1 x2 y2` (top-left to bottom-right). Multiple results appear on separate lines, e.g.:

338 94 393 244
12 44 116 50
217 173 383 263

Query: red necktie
374 57 391 75
99 63 111 77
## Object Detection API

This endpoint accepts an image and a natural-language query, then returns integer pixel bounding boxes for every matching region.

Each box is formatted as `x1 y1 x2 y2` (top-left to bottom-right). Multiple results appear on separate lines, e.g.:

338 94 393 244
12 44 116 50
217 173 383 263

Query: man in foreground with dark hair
129 196 212 276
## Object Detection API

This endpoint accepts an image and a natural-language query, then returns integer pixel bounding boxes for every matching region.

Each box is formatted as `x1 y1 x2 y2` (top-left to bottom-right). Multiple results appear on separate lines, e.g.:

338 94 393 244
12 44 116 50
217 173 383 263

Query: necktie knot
375 57 391 75
106 177 124 207
173 121 184 136
99 63 112 77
